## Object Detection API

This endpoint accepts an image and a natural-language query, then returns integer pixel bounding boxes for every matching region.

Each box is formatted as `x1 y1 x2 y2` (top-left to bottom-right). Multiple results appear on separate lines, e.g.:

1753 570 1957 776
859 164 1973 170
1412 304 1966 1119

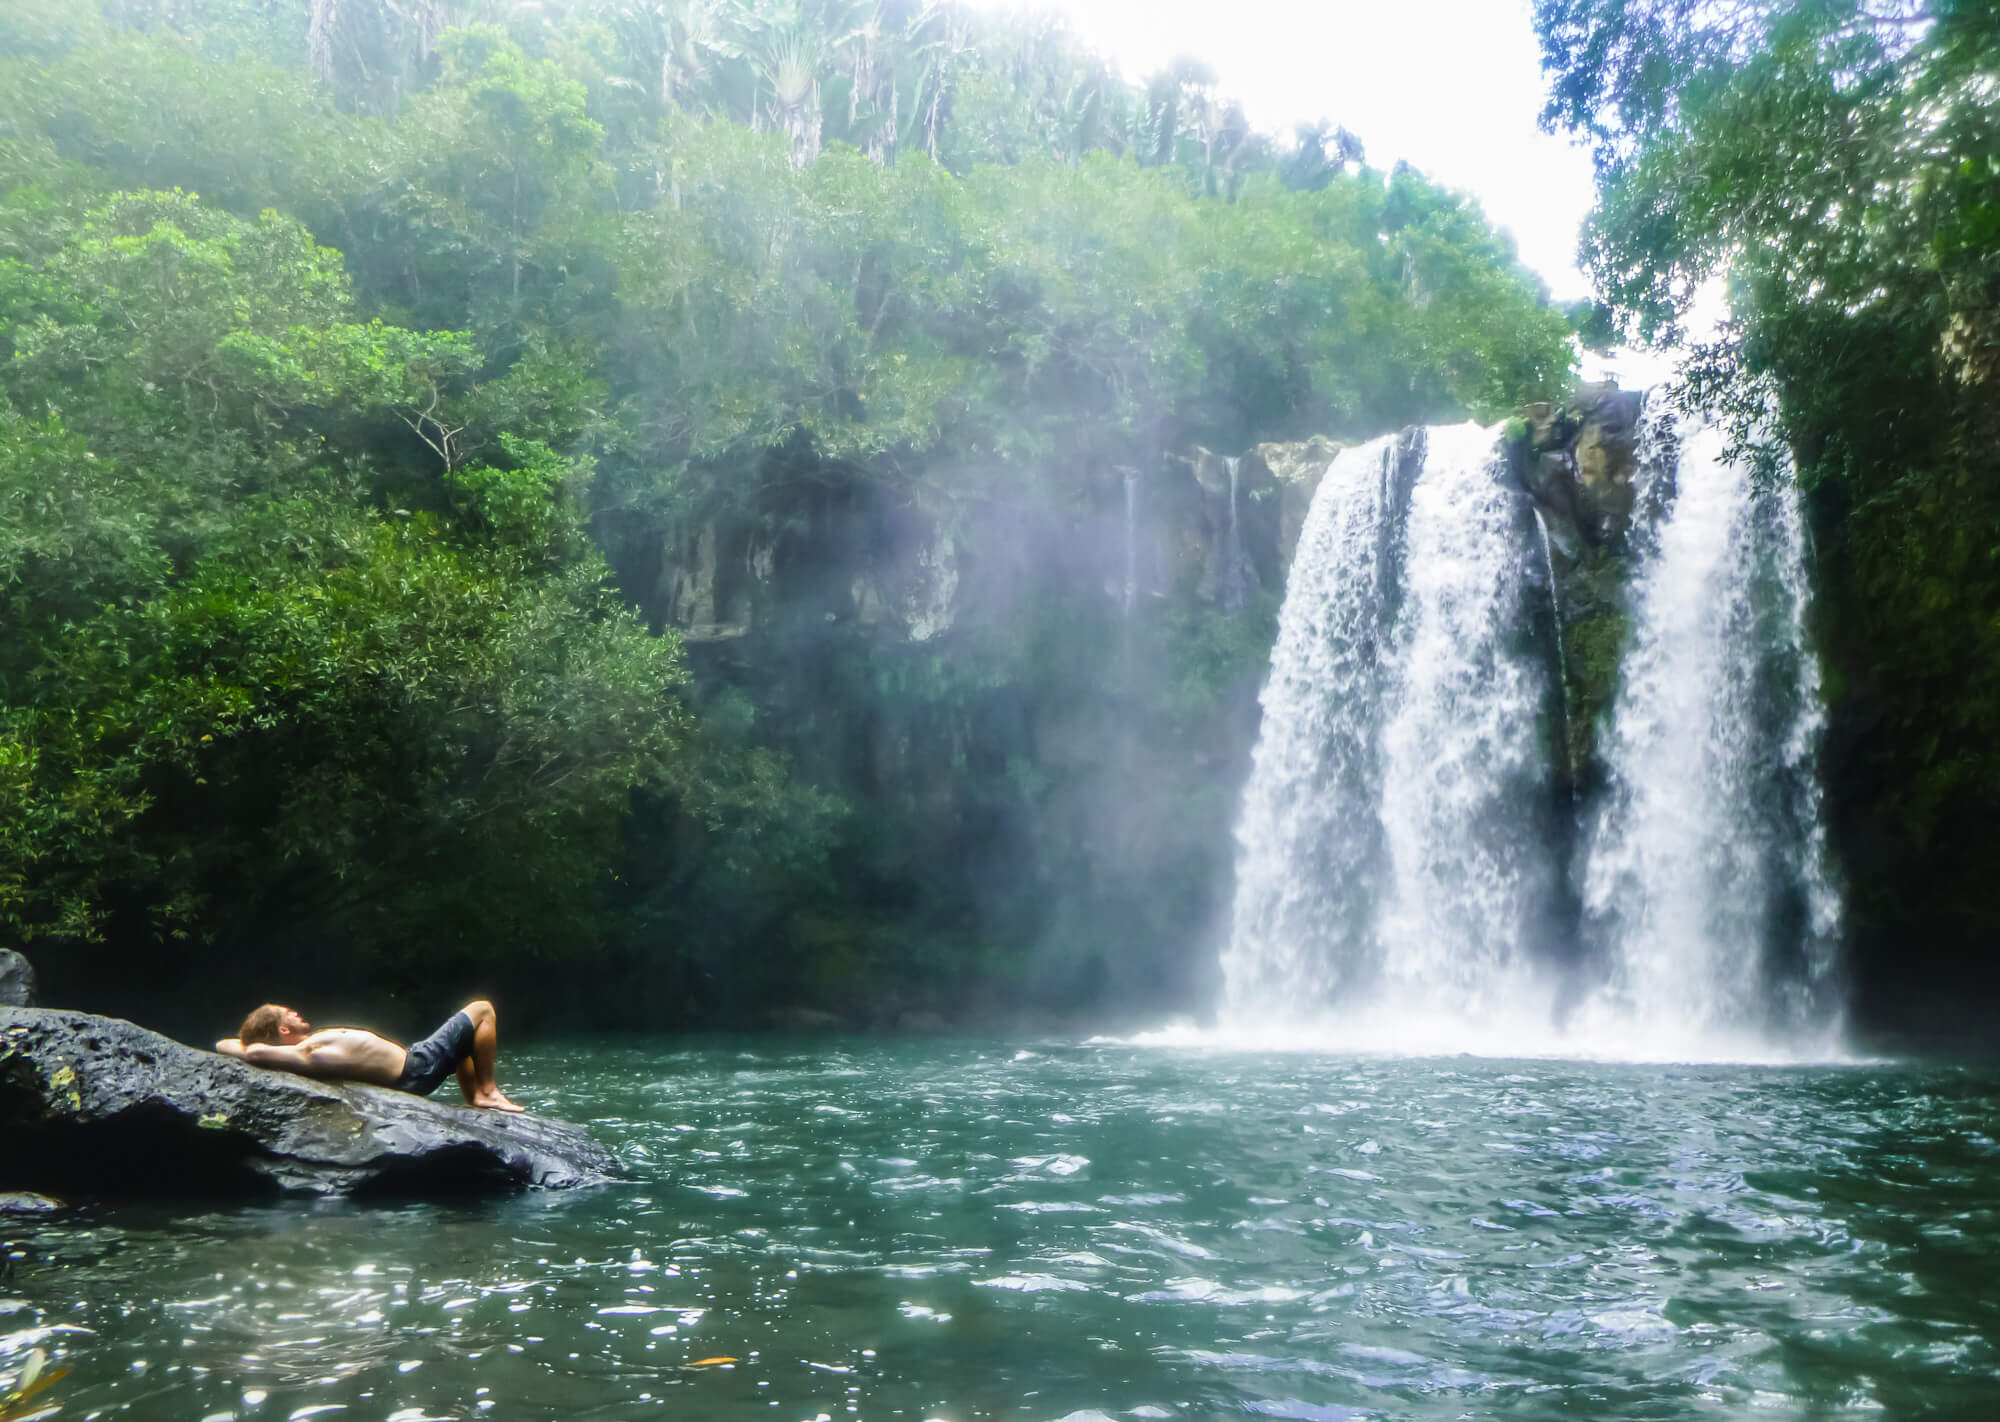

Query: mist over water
1216 398 1843 1062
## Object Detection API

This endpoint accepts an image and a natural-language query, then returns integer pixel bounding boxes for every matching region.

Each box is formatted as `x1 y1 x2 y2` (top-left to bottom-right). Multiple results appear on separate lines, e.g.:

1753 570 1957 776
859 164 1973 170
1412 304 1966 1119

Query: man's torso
300 1027 407 1086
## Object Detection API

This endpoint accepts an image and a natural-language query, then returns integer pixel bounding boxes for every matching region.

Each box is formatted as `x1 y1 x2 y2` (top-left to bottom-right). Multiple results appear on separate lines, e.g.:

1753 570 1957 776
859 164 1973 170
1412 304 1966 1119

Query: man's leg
454 1000 523 1112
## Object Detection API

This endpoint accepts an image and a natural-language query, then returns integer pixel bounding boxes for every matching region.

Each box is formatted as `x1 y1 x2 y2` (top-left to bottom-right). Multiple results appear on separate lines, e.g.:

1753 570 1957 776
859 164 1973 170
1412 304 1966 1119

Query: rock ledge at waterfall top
0 1007 618 1198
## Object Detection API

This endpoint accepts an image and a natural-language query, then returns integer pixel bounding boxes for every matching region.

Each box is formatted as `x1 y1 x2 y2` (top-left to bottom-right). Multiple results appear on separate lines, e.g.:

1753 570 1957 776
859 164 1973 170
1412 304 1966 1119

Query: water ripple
5 1042 1998 1418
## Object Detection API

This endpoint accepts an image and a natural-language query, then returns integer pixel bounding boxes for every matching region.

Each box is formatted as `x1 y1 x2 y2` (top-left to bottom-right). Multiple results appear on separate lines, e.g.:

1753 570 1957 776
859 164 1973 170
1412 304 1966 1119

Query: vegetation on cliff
0 0 1575 1022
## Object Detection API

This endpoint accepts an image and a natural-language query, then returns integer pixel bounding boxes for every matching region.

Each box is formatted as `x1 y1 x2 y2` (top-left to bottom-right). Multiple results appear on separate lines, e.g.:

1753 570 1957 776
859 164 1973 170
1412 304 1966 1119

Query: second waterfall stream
1217 394 1843 1060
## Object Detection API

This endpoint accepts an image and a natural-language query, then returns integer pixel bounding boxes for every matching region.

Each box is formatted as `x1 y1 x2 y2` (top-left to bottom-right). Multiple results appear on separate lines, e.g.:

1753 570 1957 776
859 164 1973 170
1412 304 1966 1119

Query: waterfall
1217 397 1841 1059
1577 400 1841 1046
1223 434 1407 1016
1223 423 1560 1031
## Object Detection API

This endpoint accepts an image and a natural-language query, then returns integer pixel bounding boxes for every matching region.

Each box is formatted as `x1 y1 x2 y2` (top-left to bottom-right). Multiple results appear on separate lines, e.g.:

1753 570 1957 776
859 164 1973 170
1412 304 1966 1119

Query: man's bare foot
471 1090 525 1113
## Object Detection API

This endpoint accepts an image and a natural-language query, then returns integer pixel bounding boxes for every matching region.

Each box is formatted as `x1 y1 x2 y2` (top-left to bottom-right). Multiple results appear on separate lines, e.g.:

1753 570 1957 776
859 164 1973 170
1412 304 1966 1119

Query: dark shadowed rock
1509 383 1648 795
0 1007 619 1198
0 951 36 1008
765 1005 848 1033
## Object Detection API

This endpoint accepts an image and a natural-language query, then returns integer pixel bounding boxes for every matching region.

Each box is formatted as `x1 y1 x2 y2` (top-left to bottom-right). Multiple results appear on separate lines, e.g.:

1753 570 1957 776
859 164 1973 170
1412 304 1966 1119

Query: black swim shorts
394 1010 476 1096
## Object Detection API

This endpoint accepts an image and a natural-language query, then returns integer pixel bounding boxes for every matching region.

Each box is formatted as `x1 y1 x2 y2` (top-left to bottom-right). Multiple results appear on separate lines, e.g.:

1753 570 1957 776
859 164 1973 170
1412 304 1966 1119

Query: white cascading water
1223 436 1400 1015
1224 423 1559 1038
1374 424 1559 1012
1576 399 1841 1051
1213 396 1842 1060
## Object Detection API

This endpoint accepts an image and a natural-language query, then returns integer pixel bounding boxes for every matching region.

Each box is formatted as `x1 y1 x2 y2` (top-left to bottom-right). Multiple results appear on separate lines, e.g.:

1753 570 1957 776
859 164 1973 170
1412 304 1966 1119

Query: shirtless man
216 999 523 1112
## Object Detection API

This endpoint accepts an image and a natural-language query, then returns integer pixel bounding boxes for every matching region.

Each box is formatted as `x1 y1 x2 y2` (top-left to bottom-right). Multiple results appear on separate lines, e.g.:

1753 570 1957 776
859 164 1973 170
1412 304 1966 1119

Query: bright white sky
971 0 1601 303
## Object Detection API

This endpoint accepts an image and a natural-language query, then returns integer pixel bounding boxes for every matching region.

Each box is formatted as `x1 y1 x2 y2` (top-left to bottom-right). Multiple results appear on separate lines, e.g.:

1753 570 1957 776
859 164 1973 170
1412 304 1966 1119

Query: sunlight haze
974 0 1600 300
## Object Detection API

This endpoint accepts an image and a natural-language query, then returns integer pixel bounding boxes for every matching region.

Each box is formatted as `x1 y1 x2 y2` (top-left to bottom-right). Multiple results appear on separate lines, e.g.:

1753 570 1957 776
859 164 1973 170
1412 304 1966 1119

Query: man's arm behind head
241 1042 317 1073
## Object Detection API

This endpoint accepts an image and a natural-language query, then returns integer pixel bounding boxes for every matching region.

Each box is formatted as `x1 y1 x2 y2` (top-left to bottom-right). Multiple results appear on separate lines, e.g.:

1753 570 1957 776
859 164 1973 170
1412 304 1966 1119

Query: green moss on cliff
1561 610 1628 780
1550 537 1635 786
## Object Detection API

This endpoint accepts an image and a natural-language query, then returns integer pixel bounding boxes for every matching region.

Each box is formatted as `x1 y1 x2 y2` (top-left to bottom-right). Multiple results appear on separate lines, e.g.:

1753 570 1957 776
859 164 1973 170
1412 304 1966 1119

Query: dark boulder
0 951 35 1008
0 1007 618 1198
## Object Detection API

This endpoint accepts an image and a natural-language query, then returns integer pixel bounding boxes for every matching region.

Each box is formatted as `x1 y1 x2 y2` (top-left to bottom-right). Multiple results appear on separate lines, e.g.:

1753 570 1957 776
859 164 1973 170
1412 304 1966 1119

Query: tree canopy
0 0 1580 1023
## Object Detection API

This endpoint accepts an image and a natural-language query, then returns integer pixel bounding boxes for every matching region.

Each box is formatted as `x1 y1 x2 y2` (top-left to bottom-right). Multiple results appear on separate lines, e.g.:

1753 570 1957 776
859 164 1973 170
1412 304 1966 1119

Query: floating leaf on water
687 1356 738 1367
0 1347 71 1422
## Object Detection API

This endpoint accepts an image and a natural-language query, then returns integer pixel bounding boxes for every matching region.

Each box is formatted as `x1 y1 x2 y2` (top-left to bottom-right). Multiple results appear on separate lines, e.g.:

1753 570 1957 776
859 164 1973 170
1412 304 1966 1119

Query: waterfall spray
1218 397 1841 1060
1222 455 1243 609
1121 470 1138 616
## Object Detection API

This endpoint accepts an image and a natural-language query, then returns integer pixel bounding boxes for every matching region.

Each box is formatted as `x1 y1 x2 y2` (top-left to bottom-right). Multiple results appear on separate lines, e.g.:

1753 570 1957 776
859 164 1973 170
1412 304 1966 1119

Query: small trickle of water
1532 507 1568 721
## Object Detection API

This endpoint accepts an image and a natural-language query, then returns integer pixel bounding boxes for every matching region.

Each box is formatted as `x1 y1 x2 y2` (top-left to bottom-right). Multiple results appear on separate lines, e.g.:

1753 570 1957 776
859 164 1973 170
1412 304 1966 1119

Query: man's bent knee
463 999 496 1025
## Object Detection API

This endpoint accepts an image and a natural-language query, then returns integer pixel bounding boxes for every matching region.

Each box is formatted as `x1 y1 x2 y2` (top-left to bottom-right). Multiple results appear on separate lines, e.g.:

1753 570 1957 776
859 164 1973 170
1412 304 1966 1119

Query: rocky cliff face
1510 385 1646 792
633 436 1347 653
1244 437 1341 572
636 483 964 647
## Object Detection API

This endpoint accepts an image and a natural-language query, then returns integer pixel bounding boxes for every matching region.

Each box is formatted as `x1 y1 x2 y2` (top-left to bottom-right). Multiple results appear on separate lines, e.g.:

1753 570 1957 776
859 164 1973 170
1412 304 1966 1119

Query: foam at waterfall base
1099 1004 1859 1066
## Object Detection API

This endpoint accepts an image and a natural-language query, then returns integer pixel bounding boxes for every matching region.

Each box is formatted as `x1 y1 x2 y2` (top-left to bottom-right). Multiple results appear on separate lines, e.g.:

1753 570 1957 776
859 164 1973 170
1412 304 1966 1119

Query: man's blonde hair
238 1004 289 1045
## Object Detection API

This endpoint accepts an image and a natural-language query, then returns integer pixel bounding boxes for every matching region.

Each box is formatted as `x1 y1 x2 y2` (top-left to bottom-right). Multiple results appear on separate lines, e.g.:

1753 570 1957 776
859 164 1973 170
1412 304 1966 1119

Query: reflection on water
5 1040 1999 1419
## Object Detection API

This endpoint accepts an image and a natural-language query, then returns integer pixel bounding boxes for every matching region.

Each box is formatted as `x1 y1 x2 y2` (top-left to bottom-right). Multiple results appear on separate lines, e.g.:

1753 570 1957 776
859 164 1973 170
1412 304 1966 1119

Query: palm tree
729 0 872 165
903 2 971 162
1138 56 1215 169
610 0 733 122
308 0 454 111
1281 120 1366 192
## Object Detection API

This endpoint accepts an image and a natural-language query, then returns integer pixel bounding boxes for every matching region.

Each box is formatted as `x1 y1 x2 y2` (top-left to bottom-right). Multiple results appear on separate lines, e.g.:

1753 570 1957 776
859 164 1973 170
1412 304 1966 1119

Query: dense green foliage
0 188 689 1002
1535 0 2000 1021
0 0 1576 1024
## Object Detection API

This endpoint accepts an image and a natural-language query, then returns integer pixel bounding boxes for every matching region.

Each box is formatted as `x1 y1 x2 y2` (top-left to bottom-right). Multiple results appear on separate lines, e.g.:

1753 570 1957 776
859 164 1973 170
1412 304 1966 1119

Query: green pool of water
5 1040 1999 1419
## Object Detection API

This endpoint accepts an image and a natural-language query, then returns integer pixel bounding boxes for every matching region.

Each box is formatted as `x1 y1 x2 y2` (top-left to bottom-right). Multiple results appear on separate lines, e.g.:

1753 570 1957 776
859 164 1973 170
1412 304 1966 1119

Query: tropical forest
3 1 2000 1415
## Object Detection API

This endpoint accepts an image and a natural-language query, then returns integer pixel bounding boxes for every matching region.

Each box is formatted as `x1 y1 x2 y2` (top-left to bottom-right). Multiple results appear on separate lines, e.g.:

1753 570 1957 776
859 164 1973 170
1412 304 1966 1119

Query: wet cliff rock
1509 384 1646 792
1147 437 1343 610
1518 385 1645 556
1245 437 1341 572
634 483 960 646
0 1008 618 1198
0 951 35 1008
